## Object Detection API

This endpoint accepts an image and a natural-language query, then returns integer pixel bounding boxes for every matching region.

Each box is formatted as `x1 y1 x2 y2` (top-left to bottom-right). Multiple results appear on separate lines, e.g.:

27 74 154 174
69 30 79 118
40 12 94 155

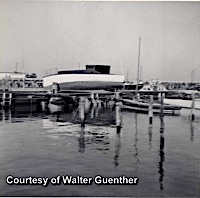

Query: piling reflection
134 113 139 173
148 126 153 150
90 106 101 119
190 120 195 141
158 116 165 190
0 108 12 124
113 127 121 166
78 126 85 153
43 103 116 153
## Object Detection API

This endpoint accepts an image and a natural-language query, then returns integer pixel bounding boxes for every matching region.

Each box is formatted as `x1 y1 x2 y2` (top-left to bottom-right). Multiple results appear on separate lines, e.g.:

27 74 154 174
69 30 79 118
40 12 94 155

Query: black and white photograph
0 0 200 197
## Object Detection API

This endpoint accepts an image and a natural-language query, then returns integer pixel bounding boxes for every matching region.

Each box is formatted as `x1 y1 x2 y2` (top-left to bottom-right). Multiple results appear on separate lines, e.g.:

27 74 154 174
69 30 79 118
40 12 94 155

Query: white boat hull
43 74 125 90
164 98 200 110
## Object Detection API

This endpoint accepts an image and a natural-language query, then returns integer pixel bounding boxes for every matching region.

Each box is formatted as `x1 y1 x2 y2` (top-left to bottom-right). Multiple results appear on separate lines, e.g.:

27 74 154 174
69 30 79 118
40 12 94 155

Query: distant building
0 72 25 80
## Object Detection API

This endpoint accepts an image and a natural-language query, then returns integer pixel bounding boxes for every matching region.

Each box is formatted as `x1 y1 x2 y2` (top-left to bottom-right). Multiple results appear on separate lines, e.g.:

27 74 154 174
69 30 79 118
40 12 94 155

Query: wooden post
149 95 153 125
41 101 46 112
191 92 195 121
27 95 33 115
137 93 140 100
115 92 122 131
160 93 164 118
2 90 12 107
52 82 58 94
31 96 32 115
91 93 97 108
158 92 161 101
96 93 101 107
9 93 12 106
79 96 85 127
159 93 165 133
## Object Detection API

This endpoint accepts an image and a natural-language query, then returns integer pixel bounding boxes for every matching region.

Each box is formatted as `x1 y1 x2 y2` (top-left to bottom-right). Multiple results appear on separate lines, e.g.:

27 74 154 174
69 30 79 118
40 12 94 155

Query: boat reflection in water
43 102 117 153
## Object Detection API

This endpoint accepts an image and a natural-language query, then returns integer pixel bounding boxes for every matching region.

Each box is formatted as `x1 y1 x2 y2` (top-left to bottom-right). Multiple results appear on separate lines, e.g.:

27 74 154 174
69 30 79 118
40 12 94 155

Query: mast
22 44 24 72
127 69 129 81
140 65 142 81
136 37 141 92
22 44 25 90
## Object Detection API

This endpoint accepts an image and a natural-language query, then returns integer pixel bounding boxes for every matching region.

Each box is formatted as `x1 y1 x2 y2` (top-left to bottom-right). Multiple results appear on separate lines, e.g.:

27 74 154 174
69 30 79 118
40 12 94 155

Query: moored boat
164 90 200 109
121 98 181 115
123 81 144 90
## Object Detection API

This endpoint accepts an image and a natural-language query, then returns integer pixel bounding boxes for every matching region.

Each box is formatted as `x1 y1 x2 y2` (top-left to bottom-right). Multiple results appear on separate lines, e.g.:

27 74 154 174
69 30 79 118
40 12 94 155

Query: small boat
121 98 181 115
49 95 74 105
123 81 144 90
140 81 168 91
164 90 200 109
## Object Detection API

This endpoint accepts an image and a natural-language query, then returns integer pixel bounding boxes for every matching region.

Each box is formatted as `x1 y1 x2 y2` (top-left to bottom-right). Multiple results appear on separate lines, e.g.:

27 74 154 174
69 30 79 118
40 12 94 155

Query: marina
1 1 200 197
0 62 200 197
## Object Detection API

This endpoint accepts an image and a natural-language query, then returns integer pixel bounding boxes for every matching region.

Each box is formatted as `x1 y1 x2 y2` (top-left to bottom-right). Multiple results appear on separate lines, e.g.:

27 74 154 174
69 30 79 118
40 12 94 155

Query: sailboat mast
136 37 141 91
21 44 25 74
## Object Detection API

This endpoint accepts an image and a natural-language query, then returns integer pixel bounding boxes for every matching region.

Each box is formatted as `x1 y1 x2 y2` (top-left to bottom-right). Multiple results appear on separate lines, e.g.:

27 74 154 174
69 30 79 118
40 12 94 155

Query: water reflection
148 126 153 150
86 128 110 152
113 127 121 166
45 100 116 154
134 113 139 173
90 106 101 119
1 108 12 124
158 116 165 190
42 105 116 153
78 126 85 153
190 121 195 141
0 102 46 121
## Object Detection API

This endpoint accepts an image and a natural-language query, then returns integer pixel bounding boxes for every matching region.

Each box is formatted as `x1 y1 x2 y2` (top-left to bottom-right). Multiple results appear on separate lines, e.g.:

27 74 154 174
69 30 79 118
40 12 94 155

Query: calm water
0 103 199 197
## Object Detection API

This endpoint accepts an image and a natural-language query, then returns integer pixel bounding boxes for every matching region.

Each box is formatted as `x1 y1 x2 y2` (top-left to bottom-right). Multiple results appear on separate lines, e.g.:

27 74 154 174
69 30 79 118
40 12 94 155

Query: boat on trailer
43 65 125 91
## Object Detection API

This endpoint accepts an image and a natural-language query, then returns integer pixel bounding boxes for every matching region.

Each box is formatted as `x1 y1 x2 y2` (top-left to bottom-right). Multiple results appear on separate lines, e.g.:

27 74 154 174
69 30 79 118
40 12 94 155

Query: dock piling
91 93 97 108
149 95 153 125
79 96 85 127
158 92 161 101
96 93 101 107
191 92 195 121
160 93 164 117
52 82 59 94
115 92 122 131
2 89 12 107
137 93 140 100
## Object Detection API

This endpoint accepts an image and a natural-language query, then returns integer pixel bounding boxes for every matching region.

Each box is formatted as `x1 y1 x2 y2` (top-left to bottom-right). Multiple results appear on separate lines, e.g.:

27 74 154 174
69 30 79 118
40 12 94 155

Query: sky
0 1 200 81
